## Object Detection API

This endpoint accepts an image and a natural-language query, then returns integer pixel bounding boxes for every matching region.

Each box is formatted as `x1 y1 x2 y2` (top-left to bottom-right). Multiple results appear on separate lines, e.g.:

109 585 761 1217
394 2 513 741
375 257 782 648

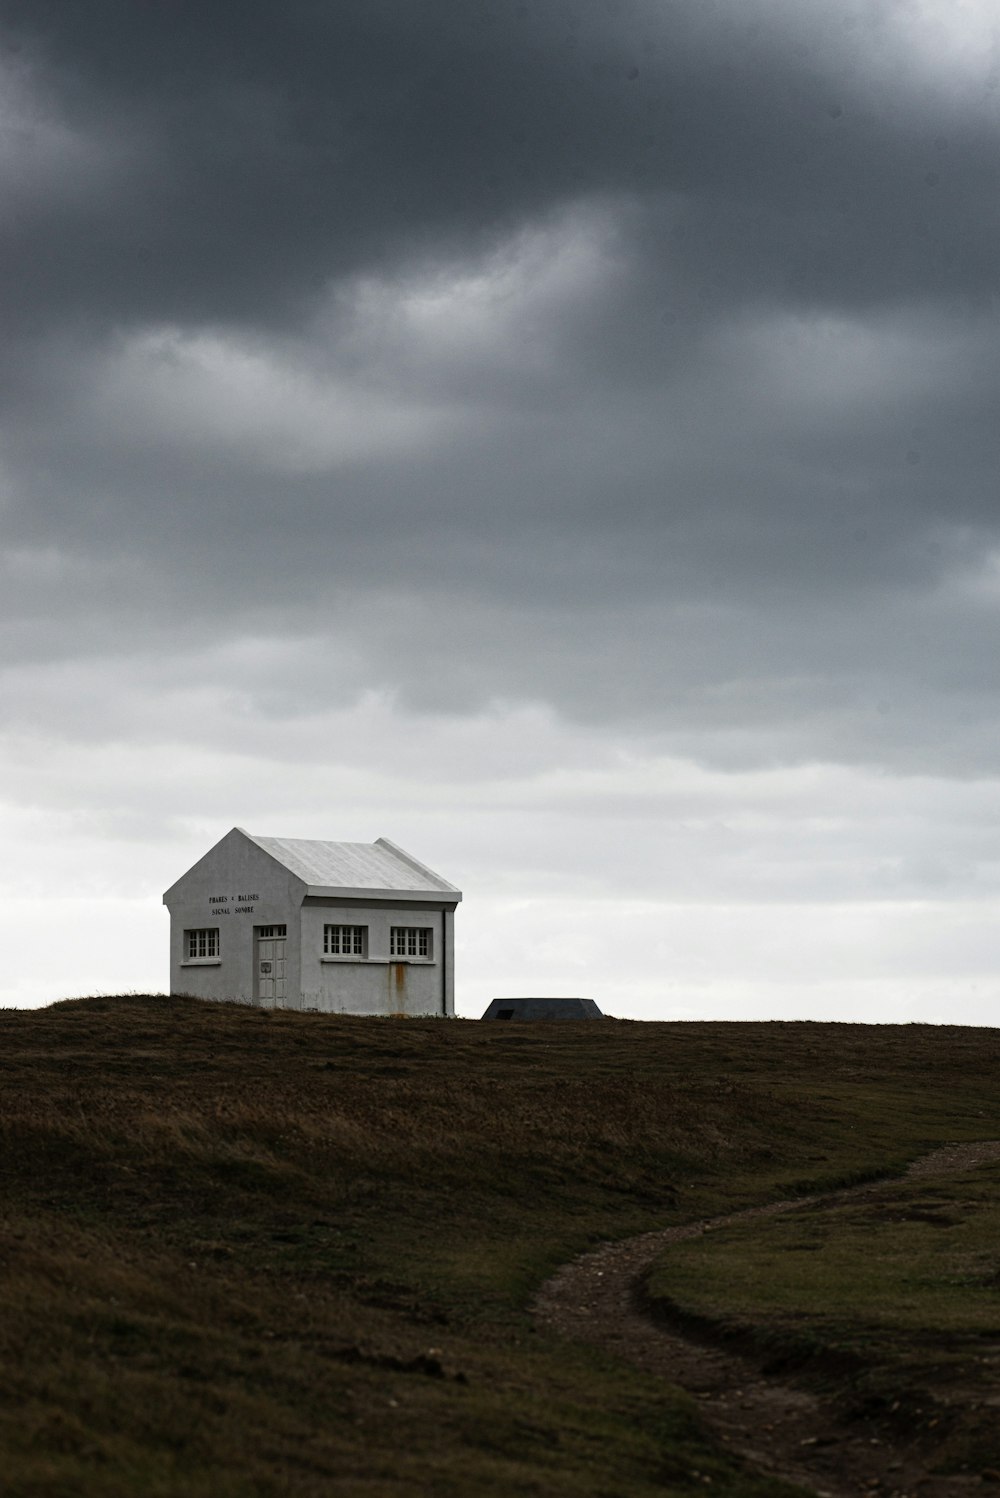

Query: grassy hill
2 995 1000 1495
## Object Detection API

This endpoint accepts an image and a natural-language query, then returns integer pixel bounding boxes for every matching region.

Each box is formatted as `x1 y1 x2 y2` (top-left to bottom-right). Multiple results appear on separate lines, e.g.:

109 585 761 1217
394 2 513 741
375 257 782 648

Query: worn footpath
534 1143 1000 1498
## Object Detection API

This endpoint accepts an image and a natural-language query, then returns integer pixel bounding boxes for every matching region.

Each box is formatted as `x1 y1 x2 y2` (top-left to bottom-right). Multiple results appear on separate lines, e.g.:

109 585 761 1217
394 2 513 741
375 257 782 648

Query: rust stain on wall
386 962 407 1011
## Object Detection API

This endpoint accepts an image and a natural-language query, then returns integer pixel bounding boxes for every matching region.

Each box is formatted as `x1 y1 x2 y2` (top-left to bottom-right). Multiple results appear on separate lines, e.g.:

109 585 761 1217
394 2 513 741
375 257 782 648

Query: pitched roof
243 831 461 901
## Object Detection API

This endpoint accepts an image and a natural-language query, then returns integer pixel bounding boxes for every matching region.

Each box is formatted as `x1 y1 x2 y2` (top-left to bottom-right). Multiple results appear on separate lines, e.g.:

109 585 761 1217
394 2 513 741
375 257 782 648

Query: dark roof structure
480 997 603 1021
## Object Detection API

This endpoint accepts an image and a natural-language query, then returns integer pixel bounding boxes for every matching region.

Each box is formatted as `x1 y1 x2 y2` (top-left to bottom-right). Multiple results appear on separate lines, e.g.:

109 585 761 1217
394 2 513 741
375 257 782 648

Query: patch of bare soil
534 1143 1000 1498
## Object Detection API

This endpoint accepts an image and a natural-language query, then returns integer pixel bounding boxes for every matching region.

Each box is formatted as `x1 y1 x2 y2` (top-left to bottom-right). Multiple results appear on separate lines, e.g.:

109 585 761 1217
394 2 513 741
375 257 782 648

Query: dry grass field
2 995 1000 1495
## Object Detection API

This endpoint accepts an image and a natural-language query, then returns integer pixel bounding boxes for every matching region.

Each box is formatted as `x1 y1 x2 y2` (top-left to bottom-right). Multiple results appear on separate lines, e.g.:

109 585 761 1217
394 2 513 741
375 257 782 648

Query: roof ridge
374 837 459 893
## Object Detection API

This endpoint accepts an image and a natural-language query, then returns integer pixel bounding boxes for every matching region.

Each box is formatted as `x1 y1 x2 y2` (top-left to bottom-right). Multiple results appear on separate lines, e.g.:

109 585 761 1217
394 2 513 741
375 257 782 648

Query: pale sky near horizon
2 0 1000 1023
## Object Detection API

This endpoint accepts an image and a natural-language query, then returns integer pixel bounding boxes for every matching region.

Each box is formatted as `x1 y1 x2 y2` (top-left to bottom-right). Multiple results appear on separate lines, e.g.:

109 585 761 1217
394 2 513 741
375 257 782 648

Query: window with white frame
389 926 431 959
324 924 367 956
185 928 219 959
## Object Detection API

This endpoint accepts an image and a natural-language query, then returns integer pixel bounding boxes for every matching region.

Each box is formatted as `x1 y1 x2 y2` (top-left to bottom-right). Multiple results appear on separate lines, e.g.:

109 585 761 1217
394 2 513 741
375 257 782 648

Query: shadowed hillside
2 996 1000 1495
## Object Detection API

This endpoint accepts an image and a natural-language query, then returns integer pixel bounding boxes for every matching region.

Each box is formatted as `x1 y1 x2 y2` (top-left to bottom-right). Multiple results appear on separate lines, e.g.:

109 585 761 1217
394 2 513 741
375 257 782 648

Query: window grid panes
324 924 366 955
257 925 286 939
390 926 430 958
186 928 219 959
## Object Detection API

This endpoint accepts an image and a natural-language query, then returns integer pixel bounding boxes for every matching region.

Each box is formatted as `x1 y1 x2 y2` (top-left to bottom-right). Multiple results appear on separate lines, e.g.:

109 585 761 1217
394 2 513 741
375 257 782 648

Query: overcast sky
2 0 999 1021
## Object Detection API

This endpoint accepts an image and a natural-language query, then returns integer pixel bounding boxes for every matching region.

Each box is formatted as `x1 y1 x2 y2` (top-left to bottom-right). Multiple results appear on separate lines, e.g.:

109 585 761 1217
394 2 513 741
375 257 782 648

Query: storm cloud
2 0 999 1016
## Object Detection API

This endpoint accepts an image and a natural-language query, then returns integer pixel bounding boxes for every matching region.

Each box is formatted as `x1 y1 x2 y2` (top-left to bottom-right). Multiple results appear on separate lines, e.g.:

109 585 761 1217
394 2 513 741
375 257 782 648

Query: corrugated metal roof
243 832 461 897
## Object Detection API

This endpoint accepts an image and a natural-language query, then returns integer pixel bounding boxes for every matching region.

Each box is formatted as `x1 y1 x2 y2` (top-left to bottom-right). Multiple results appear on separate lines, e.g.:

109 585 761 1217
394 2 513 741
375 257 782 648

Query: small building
481 997 603 1021
163 828 461 1016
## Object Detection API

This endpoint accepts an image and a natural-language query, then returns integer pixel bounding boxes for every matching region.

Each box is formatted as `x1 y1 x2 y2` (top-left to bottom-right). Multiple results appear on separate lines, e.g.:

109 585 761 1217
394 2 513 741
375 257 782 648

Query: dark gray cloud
7 1 1000 1020
4 0 998 335
1 0 999 778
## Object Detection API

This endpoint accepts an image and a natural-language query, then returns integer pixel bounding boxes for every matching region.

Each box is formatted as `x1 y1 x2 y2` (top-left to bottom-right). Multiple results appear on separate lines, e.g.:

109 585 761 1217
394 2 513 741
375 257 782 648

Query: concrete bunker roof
482 997 603 1020
243 831 462 902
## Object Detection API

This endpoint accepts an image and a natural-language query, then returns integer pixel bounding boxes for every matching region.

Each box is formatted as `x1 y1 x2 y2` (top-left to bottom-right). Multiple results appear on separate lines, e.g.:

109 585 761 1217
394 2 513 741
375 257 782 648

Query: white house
163 828 461 1016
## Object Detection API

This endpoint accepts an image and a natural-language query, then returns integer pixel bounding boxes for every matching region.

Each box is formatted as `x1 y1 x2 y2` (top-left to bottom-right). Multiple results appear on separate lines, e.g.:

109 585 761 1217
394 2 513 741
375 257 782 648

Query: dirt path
534 1142 1000 1498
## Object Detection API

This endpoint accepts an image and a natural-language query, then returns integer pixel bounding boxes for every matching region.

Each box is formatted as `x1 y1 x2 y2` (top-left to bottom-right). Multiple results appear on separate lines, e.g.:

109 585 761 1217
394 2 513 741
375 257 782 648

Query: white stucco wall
165 829 305 1005
299 900 451 1016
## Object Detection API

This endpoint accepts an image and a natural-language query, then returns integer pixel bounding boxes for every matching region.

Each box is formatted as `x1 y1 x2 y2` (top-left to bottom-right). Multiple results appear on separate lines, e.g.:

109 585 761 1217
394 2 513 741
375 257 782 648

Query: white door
255 925 287 1004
